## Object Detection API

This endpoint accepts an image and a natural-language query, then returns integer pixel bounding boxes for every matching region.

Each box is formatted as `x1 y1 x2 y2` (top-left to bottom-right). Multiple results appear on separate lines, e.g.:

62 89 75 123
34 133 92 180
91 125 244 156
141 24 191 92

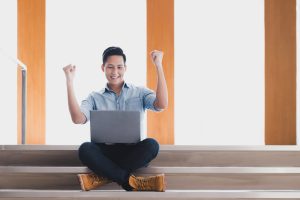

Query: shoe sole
77 174 88 191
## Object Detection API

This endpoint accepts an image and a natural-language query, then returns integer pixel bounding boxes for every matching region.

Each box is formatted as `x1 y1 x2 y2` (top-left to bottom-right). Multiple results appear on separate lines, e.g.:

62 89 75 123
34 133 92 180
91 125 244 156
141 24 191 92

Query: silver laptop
90 110 141 143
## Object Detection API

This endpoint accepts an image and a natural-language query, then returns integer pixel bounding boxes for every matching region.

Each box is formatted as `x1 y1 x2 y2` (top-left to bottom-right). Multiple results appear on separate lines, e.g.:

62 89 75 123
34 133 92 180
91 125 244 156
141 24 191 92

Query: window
0 0 17 144
46 0 146 144
175 0 264 145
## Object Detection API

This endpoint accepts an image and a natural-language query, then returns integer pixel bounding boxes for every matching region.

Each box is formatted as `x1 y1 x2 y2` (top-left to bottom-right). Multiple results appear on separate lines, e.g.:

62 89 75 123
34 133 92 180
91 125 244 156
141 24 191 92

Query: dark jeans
78 138 159 190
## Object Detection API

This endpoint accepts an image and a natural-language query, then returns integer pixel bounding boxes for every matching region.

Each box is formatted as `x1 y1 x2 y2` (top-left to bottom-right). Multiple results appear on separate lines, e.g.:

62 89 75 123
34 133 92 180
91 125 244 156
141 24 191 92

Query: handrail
0 48 27 144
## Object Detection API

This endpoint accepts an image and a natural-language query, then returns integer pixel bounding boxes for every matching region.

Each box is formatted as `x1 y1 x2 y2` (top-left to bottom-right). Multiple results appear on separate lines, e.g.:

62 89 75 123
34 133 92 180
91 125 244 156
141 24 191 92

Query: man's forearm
154 65 168 109
66 81 86 124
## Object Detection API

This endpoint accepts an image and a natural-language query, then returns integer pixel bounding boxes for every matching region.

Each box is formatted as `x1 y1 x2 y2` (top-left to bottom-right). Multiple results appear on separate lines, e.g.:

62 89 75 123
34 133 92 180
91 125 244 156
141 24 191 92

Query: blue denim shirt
80 82 161 139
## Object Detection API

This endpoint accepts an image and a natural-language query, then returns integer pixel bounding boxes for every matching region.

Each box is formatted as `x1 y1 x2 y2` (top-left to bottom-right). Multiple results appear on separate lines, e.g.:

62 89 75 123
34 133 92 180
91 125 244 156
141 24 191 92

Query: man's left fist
150 50 164 67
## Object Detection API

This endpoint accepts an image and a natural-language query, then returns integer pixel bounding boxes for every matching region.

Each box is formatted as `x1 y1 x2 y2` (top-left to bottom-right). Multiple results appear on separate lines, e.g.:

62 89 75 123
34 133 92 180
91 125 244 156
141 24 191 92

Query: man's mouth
110 76 120 79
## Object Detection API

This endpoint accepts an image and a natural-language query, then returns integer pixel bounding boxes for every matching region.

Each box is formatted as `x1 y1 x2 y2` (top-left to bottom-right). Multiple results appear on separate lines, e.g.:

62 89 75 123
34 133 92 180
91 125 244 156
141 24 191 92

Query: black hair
102 46 126 64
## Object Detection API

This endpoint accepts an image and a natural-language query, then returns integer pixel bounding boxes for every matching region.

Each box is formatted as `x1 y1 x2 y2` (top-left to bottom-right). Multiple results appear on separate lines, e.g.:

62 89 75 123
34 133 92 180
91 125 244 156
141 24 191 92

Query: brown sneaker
77 173 112 191
128 174 166 192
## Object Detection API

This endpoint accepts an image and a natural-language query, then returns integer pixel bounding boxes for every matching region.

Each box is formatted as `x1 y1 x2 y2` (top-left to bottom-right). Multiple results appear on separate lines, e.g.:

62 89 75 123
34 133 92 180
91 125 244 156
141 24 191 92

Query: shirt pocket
125 97 142 111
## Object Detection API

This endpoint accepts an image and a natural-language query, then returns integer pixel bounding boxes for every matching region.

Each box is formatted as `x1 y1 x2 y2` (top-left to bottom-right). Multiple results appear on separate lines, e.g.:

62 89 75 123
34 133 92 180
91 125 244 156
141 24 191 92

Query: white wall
0 0 17 144
46 0 146 144
174 0 265 145
0 0 289 145
46 0 265 145
297 0 300 145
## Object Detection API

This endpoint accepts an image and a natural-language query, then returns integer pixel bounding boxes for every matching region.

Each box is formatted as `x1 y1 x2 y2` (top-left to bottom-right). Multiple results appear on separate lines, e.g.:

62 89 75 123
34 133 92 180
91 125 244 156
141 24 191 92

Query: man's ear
101 64 104 72
124 65 127 72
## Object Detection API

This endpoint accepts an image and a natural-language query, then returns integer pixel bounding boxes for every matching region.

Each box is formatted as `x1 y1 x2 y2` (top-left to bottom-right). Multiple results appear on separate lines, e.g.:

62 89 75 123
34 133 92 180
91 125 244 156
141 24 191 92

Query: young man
63 47 168 192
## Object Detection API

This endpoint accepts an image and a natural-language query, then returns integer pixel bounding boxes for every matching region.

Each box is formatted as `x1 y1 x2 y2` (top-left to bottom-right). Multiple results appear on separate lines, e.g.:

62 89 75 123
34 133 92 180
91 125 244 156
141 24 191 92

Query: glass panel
46 0 146 144
175 0 264 145
297 0 300 145
0 0 17 144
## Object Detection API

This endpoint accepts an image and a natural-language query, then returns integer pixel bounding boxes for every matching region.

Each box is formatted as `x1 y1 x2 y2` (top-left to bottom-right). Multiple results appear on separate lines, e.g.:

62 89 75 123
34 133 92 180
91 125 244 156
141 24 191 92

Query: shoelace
135 176 157 190
91 174 105 184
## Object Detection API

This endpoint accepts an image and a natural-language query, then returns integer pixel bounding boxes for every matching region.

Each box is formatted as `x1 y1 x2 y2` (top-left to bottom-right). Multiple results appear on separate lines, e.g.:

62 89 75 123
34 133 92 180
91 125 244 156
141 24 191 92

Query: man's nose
112 67 118 73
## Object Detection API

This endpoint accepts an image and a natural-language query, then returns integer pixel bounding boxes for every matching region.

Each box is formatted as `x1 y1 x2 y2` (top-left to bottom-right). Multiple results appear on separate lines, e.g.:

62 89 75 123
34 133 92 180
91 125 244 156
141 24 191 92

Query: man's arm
150 50 168 110
63 64 87 124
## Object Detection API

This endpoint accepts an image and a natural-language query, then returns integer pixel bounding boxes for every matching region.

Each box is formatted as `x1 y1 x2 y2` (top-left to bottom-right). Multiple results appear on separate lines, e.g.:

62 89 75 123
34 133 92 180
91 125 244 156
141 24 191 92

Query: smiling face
101 55 127 88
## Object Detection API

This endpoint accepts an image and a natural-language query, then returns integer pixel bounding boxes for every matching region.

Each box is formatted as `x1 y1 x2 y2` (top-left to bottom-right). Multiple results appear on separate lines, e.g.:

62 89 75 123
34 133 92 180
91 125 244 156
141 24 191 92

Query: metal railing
0 48 27 144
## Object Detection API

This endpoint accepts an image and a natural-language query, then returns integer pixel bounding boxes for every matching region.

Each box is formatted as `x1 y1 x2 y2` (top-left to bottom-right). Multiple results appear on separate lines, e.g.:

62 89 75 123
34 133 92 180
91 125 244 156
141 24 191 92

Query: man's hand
63 64 76 82
150 50 163 68
63 64 86 124
150 50 168 110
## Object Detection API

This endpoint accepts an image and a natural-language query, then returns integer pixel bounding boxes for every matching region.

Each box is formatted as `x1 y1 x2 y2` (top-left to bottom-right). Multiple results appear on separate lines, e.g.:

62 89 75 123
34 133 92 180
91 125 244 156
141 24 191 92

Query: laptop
90 110 141 143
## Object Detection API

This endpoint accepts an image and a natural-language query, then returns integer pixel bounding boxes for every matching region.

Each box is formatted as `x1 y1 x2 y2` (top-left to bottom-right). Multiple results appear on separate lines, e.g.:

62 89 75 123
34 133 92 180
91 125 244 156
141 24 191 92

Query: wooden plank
265 0 296 144
1 150 300 167
17 0 45 144
2 166 300 174
1 190 300 199
2 167 300 190
3 145 300 151
3 146 300 166
147 0 174 144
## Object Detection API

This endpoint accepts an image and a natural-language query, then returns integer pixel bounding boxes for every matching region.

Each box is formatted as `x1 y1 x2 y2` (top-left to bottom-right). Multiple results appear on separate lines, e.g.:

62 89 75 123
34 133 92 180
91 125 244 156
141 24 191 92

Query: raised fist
63 64 76 82
150 50 163 67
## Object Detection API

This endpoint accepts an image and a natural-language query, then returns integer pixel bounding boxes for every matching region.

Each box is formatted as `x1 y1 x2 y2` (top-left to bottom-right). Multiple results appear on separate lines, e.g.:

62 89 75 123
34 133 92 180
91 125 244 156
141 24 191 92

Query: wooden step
1 189 300 199
2 145 300 167
1 166 300 190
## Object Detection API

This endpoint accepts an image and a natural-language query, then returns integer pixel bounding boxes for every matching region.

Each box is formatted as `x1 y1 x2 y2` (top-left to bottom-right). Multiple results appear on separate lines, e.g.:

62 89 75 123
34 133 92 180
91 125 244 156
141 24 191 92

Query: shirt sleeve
142 87 162 112
80 94 95 123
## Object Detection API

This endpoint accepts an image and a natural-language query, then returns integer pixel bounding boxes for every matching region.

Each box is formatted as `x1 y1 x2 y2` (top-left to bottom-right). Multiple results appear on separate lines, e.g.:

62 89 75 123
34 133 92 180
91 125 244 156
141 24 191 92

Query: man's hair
102 46 126 64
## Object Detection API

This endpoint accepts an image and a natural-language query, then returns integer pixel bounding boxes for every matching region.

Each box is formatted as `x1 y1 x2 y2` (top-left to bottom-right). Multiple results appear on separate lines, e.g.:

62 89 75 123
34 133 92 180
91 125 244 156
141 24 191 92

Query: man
63 47 168 192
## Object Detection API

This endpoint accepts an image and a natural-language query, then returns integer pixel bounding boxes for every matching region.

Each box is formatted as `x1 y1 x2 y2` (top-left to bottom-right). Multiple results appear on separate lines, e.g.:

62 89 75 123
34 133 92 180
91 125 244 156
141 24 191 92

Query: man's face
101 55 127 86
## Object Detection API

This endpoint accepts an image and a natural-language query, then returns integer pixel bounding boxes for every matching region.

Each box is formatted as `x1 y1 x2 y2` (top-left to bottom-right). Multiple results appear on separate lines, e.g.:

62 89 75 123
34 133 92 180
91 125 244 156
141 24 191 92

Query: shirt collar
103 82 129 94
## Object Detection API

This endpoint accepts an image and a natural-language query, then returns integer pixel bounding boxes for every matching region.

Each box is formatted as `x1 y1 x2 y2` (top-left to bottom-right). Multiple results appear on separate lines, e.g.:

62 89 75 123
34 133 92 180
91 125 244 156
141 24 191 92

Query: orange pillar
147 0 174 144
17 0 45 144
265 0 296 144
